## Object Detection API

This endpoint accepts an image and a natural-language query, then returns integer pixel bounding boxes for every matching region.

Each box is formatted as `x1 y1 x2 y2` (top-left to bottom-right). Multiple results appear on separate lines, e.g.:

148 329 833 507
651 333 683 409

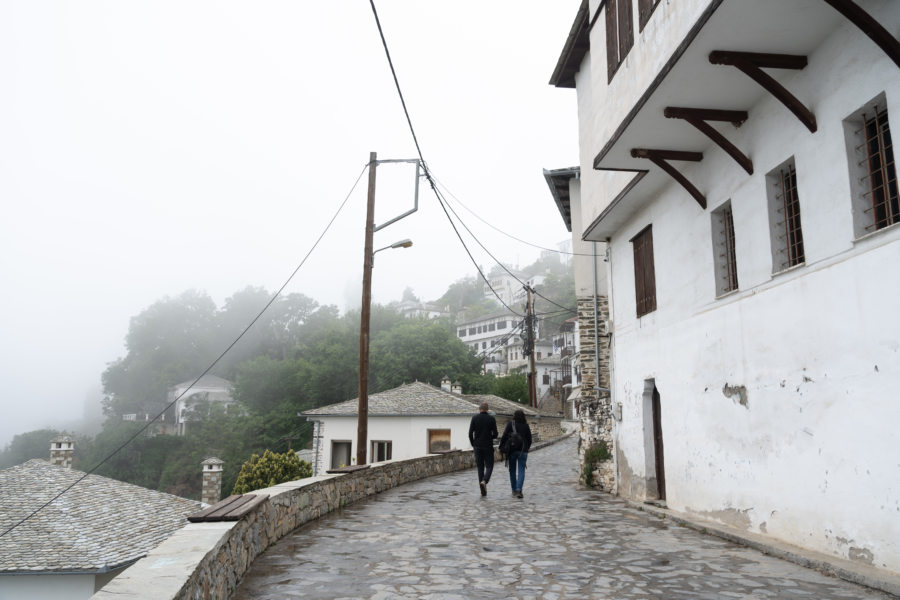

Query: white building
456 312 523 373
300 381 540 476
170 375 238 436
551 0 900 575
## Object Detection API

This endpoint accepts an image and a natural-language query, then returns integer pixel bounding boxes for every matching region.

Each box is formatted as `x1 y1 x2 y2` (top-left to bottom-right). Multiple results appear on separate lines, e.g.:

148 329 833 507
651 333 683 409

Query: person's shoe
516 490 524 499
480 481 487 496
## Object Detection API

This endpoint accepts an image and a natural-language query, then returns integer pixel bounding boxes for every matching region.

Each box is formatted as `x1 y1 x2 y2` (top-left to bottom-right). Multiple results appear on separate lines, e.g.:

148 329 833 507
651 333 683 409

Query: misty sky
0 1 580 447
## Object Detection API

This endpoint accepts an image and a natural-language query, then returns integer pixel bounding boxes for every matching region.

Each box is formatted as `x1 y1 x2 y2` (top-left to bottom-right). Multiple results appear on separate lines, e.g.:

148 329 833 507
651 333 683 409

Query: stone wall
495 415 564 443
576 295 614 491
90 436 567 600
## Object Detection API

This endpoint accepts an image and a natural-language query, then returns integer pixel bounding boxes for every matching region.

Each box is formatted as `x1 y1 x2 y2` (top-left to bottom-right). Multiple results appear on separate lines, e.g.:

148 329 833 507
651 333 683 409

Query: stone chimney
50 435 74 469
440 376 451 392
201 457 225 505
451 381 463 394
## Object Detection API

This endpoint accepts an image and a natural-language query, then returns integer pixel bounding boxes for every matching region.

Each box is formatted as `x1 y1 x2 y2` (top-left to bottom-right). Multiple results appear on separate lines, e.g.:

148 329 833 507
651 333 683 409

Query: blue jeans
508 450 527 491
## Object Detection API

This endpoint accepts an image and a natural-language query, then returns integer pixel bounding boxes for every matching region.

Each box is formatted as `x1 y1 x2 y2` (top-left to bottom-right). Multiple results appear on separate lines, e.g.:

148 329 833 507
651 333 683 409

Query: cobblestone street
234 437 892 599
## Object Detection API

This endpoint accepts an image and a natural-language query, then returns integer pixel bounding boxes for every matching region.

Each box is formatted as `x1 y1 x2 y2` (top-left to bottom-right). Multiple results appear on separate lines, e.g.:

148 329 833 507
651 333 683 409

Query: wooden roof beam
631 148 706 209
821 0 900 70
709 51 817 133
664 107 753 175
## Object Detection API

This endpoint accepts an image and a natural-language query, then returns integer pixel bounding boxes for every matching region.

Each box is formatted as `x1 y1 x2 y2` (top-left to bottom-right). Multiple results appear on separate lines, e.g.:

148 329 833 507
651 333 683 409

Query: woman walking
500 409 532 498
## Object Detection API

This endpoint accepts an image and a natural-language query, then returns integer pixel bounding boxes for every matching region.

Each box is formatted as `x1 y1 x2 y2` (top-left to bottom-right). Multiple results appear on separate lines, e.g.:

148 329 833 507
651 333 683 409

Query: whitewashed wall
0 573 98 600
604 17 900 573
310 415 476 469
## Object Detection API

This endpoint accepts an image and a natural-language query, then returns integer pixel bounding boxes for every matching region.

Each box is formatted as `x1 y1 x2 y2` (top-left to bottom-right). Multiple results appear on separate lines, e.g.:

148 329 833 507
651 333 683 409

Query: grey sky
0 1 579 447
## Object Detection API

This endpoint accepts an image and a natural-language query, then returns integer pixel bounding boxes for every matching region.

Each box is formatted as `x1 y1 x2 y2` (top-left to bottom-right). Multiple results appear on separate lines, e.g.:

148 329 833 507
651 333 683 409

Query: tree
231 449 311 494
0 428 61 469
401 287 419 303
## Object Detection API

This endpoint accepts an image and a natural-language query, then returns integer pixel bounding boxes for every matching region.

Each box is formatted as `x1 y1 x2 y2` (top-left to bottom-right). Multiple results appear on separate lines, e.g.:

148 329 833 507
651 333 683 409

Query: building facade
551 0 900 574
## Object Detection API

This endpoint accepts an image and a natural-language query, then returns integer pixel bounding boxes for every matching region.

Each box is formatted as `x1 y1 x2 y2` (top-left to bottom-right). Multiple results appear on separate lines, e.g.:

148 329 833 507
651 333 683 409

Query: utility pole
357 151 377 467
525 285 538 408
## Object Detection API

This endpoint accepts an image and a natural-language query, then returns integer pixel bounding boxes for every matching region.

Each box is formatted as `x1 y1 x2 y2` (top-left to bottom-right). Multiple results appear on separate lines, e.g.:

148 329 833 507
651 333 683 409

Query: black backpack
508 421 524 452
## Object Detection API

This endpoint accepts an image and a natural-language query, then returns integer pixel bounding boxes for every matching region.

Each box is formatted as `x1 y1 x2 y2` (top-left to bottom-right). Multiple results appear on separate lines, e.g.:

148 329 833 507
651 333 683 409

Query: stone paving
234 437 892 599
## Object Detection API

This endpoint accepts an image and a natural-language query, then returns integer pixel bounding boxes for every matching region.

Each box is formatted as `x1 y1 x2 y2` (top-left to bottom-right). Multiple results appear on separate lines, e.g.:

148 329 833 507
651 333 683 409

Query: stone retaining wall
92 436 569 600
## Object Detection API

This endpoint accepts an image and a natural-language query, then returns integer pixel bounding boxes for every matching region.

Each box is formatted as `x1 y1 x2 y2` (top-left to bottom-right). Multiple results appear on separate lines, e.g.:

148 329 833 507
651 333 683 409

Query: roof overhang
549 0 593 88
582 0 898 241
543 167 580 232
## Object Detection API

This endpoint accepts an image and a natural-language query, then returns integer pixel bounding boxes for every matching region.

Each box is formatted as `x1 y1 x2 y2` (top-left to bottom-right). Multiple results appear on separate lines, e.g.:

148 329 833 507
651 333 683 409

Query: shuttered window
712 202 739 296
638 0 661 31
606 0 634 82
631 225 657 317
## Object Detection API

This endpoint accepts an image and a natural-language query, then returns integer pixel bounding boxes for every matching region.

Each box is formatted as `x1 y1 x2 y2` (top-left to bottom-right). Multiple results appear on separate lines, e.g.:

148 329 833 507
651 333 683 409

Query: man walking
468 401 497 496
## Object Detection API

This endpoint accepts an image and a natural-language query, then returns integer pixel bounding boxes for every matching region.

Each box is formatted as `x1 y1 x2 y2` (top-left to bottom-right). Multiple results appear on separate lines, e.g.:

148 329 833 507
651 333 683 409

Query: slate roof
301 381 539 418
0 460 200 574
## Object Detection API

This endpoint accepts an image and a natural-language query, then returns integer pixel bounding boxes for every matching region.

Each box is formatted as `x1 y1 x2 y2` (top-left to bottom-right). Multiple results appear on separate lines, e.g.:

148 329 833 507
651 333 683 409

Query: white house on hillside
550 0 900 575
170 375 238 436
300 381 541 476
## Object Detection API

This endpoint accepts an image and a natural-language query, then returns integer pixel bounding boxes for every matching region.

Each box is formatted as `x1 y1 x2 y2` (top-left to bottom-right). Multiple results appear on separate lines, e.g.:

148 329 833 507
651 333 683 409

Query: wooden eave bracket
630 148 706 209
709 51 817 133
821 0 900 70
664 107 753 175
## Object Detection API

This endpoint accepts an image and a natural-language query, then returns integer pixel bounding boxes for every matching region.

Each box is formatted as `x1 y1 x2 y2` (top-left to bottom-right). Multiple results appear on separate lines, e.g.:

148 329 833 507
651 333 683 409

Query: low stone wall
92 436 569 600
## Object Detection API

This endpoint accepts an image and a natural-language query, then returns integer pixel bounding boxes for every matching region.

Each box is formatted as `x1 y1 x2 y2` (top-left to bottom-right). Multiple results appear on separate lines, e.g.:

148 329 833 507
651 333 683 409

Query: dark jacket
468 411 498 450
499 419 532 453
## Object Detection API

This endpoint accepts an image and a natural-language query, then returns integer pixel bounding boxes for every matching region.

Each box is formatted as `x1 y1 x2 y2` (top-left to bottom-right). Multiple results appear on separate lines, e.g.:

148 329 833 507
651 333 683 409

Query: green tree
231 449 311 494
0 429 62 469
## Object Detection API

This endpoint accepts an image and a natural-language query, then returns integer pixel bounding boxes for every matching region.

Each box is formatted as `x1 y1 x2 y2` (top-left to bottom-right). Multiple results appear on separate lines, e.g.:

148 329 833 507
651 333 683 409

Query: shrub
231 449 312 494
581 440 611 487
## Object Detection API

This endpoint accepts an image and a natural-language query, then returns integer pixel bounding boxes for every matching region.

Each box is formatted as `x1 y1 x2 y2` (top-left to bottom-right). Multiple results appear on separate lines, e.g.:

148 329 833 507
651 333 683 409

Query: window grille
712 203 738 296
862 107 899 230
630 225 657 317
768 159 805 271
458 329 465 338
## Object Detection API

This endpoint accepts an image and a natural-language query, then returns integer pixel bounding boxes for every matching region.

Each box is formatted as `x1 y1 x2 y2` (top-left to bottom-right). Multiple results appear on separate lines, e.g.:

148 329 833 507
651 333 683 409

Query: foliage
581 441 611 487
491 374 529 404
231 449 311 494
0 428 63 469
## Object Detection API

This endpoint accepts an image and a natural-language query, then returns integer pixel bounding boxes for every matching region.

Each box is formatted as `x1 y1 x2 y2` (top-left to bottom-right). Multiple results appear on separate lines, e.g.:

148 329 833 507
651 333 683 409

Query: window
498 320 506 329
458 329 465 338
845 95 899 236
468 327 476 335
712 202 739 296
428 429 451 453
330 441 352 469
482 341 487 350
630 225 657 316
606 0 634 82
767 158 805 272
488 323 495 331
477 326 482 334
638 0 661 31
371 440 392 462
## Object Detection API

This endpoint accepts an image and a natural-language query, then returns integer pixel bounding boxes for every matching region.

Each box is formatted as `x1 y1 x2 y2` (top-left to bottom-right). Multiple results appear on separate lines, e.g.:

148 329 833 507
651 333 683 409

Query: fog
0 1 579 448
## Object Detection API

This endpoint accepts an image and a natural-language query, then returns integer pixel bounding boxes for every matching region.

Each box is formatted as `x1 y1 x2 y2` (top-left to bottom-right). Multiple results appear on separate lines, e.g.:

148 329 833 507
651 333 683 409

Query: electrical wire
430 172 596 258
367 0 522 318
0 164 370 541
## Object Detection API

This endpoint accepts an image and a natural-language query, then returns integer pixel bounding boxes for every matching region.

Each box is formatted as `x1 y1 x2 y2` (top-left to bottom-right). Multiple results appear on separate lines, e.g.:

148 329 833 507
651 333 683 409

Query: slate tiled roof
0 460 200 574
301 381 538 418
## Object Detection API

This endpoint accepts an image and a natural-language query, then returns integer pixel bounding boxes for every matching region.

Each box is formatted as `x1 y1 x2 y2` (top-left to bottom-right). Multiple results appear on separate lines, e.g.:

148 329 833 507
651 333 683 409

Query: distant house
170 375 239 436
455 312 522 373
300 380 558 476
0 437 199 600
395 300 448 320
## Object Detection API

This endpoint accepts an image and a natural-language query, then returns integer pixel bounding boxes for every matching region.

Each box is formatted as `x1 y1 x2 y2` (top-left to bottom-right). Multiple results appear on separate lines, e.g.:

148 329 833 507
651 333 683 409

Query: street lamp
357 233 413 467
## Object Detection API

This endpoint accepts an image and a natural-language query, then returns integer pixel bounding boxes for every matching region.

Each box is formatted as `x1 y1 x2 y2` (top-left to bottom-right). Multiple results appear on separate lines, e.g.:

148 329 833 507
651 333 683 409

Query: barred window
630 225 657 317
458 329 466 338
712 202 739 296
767 158 805 272
845 96 899 236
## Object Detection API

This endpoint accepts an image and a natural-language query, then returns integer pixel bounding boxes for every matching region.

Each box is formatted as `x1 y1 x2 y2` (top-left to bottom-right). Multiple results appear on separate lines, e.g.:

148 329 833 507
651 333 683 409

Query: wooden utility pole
357 151 377 467
527 286 537 408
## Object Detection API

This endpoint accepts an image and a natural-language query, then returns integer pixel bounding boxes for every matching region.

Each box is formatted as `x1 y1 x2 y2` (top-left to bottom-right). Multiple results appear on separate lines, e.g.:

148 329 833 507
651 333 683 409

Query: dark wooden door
651 386 666 500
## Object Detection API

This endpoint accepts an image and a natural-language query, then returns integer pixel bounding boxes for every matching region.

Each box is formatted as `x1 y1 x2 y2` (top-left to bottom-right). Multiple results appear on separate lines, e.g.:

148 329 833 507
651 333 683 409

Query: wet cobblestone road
234 437 891 599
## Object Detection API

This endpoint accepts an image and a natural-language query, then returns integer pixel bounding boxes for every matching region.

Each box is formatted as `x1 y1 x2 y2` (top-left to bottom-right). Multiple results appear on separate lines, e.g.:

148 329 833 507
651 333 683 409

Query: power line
430 172 597 258
0 164 370 541
367 0 522 318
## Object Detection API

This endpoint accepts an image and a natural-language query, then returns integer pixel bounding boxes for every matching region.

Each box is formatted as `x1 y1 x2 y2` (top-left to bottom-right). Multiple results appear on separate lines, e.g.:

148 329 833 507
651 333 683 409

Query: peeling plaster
722 383 748 409
692 507 753 531
850 546 875 565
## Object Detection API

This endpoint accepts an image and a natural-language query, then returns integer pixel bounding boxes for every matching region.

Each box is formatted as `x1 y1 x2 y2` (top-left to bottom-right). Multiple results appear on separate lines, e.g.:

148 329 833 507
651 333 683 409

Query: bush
581 440 611 487
231 449 312 494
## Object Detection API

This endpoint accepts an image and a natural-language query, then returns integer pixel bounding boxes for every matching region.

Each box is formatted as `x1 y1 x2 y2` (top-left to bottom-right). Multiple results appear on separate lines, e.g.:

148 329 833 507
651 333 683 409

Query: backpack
507 421 524 452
